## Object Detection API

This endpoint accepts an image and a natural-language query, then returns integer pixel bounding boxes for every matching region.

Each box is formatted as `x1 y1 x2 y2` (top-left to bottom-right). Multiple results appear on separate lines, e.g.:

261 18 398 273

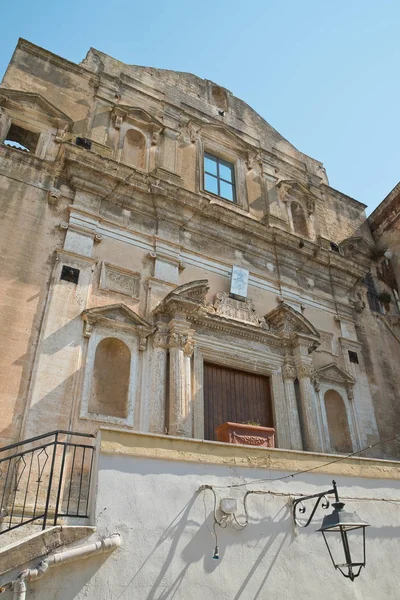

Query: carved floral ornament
153 280 320 352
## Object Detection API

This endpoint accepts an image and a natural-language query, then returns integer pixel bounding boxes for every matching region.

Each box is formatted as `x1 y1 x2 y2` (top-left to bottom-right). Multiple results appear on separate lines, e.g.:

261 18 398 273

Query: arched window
291 201 308 238
89 338 131 418
324 389 352 453
121 128 146 169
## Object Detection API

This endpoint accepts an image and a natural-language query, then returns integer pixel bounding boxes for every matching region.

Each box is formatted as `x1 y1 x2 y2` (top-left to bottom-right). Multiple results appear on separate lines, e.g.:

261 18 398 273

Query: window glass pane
204 155 217 176
205 173 218 195
219 161 233 182
220 180 234 201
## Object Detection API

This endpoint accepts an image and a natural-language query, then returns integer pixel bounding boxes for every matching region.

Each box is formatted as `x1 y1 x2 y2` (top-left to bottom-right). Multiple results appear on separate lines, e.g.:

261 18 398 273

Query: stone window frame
203 151 236 202
198 137 249 211
0 90 72 161
80 325 140 427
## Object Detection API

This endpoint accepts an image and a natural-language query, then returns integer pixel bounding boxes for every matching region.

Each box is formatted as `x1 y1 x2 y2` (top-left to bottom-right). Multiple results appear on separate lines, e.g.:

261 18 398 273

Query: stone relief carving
297 364 314 379
169 332 196 356
316 330 335 355
100 262 140 298
282 364 297 380
208 292 268 329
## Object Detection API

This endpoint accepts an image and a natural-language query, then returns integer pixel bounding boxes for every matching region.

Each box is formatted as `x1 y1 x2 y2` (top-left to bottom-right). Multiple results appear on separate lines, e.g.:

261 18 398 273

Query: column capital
282 364 297 380
297 364 314 379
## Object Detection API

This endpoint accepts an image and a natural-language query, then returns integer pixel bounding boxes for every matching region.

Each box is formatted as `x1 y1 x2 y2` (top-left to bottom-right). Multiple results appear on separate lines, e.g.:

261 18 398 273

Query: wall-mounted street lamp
293 480 369 581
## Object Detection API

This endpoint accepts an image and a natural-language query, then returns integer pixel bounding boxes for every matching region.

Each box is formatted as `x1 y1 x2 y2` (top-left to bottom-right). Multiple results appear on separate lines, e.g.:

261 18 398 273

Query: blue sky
1 0 399 214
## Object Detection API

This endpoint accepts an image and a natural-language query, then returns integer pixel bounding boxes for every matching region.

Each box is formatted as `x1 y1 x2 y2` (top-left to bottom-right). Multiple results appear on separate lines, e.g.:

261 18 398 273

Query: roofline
368 181 400 225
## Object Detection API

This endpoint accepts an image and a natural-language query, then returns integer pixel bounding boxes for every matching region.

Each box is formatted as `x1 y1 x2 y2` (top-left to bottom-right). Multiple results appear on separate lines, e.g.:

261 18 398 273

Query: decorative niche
80 304 154 426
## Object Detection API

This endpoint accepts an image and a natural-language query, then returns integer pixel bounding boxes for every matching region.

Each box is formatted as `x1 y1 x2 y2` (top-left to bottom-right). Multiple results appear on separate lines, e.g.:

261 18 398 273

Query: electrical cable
210 432 400 490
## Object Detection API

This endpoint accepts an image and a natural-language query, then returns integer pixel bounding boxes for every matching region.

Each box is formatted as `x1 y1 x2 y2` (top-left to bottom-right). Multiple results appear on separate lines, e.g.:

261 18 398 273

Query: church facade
0 39 400 599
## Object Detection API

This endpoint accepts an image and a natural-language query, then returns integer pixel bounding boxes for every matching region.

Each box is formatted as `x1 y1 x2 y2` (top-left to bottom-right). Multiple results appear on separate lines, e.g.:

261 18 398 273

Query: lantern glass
317 502 369 581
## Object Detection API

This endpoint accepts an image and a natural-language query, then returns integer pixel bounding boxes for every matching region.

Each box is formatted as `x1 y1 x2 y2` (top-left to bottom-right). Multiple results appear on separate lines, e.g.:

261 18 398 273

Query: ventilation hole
330 241 340 253
348 351 359 364
61 265 80 284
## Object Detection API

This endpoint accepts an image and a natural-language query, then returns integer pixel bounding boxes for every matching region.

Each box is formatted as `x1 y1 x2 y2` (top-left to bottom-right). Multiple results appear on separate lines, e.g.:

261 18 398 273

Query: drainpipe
1 534 121 599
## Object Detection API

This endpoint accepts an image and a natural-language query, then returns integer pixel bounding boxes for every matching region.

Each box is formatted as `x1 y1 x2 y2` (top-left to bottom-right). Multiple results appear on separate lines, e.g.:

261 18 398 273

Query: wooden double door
203 362 273 441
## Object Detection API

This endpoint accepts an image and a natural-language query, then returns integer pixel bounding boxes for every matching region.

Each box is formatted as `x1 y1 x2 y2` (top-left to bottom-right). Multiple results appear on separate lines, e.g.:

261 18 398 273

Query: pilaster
168 319 195 437
281 364 303 450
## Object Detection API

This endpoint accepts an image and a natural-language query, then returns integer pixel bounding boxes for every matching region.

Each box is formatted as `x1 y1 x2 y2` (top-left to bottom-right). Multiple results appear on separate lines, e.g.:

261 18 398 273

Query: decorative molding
282 364 297 380
264 303 320 339
0 89 73 124
315 363 355 386
47 187 61 206
297 364 314 379
209 292 267 328
169 332 196 356
99 262 140 299
82 304 154 345
276 180 317 215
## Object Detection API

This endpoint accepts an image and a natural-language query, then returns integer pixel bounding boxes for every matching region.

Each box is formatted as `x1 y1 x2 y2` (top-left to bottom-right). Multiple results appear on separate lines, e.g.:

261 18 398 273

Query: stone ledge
0 525 96 576
100 427 400 481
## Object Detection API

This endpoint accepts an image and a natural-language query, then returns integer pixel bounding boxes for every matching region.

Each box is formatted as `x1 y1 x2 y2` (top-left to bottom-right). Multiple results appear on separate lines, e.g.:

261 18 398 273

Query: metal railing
0 430 95 535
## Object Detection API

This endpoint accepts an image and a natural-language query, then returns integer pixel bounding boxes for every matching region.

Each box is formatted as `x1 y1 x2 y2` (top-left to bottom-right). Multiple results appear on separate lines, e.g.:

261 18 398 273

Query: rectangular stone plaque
230 265 249 299
100 262 140 298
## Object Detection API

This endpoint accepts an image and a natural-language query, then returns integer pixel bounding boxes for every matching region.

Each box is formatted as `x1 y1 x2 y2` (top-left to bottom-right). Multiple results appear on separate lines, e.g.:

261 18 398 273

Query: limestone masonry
0 38 399 458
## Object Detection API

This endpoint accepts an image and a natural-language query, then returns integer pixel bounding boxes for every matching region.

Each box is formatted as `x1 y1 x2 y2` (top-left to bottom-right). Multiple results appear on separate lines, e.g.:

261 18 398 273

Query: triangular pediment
316 363 355 385
112 105 163 129
277 180 317 200
198 123 251 152
82 303 153 334
0 89 72 124
264 303 320 338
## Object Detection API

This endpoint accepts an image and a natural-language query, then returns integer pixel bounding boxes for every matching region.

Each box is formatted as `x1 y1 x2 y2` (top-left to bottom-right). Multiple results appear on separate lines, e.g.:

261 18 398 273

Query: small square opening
61 265 80 284
348 351 359 364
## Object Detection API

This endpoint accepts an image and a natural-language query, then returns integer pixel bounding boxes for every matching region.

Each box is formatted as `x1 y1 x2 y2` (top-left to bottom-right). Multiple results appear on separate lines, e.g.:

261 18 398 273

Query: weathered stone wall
0 39 399 460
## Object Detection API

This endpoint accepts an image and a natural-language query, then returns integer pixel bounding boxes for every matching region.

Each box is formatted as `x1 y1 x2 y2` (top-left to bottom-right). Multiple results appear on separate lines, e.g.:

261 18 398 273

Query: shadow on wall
115 490 290 600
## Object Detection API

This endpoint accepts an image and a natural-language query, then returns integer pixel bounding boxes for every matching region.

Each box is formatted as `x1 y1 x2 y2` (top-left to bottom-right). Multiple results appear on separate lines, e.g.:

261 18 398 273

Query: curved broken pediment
264 303 320 339
154 280 210 316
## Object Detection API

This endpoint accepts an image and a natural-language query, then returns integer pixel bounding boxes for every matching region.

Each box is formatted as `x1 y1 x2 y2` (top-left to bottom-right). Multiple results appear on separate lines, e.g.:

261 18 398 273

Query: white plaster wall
10 451 400 600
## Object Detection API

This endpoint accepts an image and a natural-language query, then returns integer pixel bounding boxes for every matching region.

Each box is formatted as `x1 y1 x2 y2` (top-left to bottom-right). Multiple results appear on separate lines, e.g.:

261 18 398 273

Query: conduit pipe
0 533 121 600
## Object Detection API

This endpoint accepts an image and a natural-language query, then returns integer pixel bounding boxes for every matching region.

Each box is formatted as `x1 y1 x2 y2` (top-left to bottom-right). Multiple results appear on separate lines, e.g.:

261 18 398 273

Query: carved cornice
154 281 320 353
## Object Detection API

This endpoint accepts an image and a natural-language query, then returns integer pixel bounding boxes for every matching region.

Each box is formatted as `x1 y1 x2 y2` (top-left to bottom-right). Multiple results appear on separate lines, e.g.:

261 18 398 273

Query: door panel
203 363 273 441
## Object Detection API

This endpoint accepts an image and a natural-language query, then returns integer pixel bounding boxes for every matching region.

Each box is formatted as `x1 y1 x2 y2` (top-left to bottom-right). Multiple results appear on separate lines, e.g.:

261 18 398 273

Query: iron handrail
0 430 96 535
0 430 95 454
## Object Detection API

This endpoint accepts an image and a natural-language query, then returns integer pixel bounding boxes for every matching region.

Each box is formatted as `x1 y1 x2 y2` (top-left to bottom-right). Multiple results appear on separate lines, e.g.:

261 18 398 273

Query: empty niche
89 338 130 418
290 201 308 238
324 389 352 453
121 128 146 169
211 85 228 111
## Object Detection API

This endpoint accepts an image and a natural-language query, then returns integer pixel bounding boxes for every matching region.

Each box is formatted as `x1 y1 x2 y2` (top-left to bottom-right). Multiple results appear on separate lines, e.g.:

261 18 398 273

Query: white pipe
1 534 121 599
